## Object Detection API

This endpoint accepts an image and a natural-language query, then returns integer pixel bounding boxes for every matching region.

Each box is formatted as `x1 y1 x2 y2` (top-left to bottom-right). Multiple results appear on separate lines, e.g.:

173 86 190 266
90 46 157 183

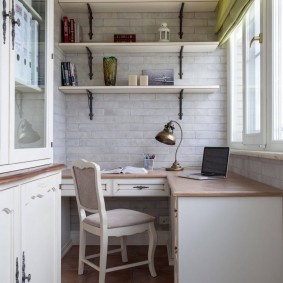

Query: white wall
61 11 227 170
229 155 283 190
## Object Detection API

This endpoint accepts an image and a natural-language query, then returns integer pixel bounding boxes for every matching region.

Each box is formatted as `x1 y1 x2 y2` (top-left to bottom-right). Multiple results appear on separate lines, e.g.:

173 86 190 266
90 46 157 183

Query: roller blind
215 0 255 45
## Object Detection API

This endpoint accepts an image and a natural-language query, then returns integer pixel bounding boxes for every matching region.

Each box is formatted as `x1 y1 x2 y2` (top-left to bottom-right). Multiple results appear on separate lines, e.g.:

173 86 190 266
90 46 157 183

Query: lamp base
165 161 184 171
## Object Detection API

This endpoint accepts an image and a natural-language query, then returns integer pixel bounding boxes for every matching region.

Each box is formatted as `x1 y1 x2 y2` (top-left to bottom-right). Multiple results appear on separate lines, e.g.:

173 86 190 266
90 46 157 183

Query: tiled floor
62 245 174 283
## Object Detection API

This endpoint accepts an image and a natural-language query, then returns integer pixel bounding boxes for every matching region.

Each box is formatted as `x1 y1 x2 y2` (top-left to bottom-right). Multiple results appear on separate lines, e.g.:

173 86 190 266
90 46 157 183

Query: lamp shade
155 127 176 145
18 119 40 144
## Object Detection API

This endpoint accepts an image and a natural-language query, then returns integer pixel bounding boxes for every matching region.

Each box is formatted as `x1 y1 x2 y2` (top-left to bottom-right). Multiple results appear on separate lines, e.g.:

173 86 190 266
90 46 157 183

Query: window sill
230 149 283 161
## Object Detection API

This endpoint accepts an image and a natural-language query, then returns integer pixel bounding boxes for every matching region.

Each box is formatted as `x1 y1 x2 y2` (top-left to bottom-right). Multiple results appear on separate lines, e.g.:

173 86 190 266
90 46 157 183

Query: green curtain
215 0 255 45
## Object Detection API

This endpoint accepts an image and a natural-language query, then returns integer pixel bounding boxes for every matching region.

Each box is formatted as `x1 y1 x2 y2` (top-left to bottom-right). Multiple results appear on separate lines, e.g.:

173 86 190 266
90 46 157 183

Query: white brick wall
229 155 283 190
60 11 227 170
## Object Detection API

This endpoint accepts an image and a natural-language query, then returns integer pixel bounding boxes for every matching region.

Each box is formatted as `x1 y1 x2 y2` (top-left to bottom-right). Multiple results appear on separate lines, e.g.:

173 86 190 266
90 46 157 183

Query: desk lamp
155 120 183 171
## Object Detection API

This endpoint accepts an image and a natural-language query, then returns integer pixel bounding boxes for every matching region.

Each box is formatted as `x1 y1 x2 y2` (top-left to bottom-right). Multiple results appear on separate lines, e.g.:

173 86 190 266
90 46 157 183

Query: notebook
178 147 230 180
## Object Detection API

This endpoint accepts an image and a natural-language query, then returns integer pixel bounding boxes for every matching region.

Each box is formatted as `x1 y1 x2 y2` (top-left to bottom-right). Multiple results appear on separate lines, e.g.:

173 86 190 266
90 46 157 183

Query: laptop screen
201 147 230 176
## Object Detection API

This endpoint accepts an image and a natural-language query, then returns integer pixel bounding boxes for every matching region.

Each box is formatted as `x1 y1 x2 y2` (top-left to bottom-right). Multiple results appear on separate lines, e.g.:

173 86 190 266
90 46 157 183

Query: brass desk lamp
155 120 183 171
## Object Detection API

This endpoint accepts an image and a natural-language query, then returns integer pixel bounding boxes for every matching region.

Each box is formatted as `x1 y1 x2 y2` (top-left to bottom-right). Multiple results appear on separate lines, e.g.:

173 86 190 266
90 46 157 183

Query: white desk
61 170 283 283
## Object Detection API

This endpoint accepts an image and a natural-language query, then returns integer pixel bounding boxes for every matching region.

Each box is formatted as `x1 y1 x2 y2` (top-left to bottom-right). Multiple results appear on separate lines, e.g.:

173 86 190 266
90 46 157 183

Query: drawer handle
37 194 44 198
133 185 149 190
2 208 13 214
174 246 178 254
52 187 56 192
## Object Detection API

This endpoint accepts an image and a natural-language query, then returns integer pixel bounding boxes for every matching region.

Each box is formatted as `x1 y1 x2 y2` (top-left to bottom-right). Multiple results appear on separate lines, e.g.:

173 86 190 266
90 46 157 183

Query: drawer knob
133 185 149 190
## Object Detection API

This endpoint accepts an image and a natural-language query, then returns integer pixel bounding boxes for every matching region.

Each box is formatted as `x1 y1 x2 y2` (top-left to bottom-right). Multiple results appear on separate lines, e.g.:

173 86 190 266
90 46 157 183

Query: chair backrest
72 160 106 222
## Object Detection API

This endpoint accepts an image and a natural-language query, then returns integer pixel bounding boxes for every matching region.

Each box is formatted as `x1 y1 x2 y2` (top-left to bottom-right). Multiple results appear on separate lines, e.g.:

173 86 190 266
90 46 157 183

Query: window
228 0 283 151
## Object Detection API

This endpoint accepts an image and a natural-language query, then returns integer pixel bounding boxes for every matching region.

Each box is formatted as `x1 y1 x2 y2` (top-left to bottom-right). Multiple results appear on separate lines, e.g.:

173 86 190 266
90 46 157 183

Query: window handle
250 33 263 48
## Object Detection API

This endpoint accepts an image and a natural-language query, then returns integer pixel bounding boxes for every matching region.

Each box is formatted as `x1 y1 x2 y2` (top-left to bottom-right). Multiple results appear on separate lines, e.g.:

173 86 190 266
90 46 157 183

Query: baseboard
70 230 169 245
61 239 73 258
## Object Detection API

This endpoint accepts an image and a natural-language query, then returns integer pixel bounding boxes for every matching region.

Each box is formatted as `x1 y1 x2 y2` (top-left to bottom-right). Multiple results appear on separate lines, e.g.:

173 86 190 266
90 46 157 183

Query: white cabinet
0 171 61 283
0 0 54 173
173 196 283 283
0 186 20 283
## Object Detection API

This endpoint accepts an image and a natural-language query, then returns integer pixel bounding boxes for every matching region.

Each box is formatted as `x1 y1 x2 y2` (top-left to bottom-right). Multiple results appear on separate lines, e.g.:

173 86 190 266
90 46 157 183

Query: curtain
215 0 255 45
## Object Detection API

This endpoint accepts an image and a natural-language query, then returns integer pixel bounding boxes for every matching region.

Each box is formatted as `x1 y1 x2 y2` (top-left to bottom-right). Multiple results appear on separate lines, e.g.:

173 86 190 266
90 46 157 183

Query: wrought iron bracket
86 46 93 80
87 90 94 120
179 2 185 39
87 3 93 40
178 89 184 120
179 45 184 79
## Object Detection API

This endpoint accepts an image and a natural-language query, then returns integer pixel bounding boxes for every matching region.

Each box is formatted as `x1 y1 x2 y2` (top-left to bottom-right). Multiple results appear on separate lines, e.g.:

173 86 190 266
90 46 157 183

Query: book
62 16 69 43
69 19 75 43
30 20 39 86
101 166 148 174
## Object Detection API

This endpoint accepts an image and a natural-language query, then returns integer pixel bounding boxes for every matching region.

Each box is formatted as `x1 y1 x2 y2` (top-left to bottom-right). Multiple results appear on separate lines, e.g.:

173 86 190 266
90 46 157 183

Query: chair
71 160 157 283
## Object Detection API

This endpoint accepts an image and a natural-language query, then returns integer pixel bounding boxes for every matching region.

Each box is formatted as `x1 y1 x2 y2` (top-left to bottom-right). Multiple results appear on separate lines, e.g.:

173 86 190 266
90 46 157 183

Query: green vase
103 57 117 86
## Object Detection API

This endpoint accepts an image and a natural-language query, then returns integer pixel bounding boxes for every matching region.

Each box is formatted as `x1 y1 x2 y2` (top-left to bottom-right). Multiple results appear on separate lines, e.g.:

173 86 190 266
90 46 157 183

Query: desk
61 170 283 283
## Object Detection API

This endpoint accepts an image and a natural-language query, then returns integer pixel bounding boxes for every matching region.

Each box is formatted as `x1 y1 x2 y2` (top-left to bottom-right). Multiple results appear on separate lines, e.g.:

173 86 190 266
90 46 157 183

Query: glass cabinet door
10 0 53 163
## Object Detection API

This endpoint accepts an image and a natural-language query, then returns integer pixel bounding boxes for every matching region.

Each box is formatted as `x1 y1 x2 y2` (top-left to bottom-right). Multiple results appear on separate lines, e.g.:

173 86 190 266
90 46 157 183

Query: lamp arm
170 120 183 164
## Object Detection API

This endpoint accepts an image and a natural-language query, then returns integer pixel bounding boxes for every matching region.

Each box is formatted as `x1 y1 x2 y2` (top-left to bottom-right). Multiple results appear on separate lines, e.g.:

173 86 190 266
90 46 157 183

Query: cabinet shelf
58 42 218 54
16 79 43 93
58 0 218 13
20 0 43 22
59 85 219 94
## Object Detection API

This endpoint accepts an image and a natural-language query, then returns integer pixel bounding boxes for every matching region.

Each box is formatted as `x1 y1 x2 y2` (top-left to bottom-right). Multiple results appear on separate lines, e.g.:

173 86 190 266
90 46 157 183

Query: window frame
228 0 283 152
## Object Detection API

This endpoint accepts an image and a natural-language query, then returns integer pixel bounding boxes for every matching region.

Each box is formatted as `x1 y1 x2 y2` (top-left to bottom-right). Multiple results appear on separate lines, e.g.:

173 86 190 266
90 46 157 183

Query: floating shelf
20 0 43 22
58 42 218 54
58 0 218 13
58 85 220 94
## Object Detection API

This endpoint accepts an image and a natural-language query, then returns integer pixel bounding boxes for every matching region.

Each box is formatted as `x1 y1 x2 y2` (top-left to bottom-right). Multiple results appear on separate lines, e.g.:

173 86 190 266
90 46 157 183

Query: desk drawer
113 178 169 196
60 179 112 197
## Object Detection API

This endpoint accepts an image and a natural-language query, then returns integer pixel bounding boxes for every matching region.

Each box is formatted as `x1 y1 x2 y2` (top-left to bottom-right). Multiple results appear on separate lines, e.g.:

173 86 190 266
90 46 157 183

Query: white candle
140 75 148 86
128 75 137 86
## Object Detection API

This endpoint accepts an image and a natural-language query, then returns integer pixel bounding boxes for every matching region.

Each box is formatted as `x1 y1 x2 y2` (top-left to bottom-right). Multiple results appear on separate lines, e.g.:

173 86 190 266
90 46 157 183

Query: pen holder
144 159 154 171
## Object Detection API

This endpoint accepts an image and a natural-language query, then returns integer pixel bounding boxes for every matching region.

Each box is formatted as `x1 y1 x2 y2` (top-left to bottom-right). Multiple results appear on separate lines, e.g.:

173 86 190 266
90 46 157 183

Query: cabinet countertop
62 169 283 197
0 164 66 185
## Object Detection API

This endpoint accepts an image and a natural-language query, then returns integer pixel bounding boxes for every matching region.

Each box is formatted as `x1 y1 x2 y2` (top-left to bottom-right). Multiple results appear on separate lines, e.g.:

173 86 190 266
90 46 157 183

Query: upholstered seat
83 209 155 229
72 160 157 283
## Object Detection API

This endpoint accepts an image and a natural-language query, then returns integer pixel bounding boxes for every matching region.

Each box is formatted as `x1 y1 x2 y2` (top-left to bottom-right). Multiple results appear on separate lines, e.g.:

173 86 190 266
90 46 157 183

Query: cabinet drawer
60 179 112 196
113 178 169 196
21 174 59 205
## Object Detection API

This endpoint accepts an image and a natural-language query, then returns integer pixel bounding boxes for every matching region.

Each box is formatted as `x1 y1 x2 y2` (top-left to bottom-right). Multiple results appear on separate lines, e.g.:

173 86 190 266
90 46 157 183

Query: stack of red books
114 34 136 42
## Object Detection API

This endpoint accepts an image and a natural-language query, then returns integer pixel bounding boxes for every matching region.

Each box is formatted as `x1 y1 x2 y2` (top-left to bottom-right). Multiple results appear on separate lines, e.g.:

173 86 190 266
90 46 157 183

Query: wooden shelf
20 0 43 22
58 85 220 94
58 0 218 13
58 42 219 54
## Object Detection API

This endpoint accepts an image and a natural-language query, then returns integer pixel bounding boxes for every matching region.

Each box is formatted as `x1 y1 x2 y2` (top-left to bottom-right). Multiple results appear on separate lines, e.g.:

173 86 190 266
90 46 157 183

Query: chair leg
99 233 108 283
78 227 86 275
120 236 128 262
148 222 157 277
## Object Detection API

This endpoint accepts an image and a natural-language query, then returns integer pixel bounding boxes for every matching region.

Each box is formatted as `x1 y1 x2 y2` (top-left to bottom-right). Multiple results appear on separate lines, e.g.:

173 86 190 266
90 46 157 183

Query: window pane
273 0 283 141
245 0 261 134
231 23 243 142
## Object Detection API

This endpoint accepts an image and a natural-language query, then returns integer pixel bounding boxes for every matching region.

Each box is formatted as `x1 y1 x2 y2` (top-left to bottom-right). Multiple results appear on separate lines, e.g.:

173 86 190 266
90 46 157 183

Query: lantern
158 22 170 42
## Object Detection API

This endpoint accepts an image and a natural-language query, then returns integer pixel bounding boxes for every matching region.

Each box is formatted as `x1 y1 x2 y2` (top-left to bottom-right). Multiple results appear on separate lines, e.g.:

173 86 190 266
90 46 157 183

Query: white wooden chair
71 160 157 283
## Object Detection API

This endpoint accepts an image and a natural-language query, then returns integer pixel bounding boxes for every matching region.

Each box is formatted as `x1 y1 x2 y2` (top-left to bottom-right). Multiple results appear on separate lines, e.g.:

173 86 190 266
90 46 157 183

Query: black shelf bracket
87 90 94 120
87 3 93 40
179 2 185 39
178 89 184 120
179 45 184 79
86 47 93 80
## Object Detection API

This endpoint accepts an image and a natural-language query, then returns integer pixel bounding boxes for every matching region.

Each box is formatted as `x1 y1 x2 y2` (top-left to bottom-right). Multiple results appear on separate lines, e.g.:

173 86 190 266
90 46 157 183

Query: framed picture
142 69 174 85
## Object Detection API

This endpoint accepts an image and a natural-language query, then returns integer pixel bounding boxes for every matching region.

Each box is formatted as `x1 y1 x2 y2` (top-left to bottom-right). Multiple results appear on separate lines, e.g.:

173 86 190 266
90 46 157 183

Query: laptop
178 147 230 180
